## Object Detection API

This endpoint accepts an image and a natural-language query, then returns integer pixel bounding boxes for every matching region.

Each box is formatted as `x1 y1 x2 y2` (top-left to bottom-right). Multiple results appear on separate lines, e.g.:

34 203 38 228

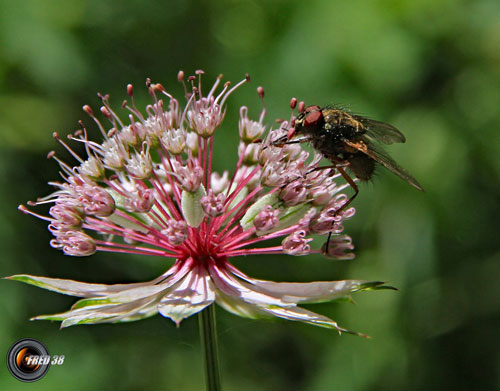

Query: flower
9 71 393 333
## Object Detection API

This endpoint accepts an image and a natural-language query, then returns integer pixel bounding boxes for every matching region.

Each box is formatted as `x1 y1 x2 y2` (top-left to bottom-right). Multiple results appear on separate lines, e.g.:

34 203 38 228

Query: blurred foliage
1 0 499 390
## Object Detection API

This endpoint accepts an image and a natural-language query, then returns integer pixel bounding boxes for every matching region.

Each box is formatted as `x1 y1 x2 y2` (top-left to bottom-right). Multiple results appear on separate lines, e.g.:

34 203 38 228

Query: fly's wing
343 138 424 191
354 116 406 145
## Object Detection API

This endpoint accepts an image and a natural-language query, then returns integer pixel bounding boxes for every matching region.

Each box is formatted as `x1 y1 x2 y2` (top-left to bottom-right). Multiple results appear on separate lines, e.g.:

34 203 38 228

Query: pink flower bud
261 162 286 187
79 185 115 217
161 220 188 245
253 205 279 232
309 186 333 206
201 190 226 217
125 188 155 213
321 235 355 260
49 204 82 229
51 231 96 256
279 180 307 206
282 230 311 256
174 159 203 192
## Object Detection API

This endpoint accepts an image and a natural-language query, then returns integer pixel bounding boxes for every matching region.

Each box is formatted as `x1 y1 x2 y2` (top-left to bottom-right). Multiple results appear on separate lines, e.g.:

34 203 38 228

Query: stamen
18 205 52 222
83 104 109 138
52 132 84 164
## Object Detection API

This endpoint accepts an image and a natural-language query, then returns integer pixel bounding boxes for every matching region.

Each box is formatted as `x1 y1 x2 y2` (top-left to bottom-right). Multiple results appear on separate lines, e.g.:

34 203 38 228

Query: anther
257 86 264 98
127 84 134 96
100 106 112 118
18 204 30 213
152 83 165 93
83 105 94 116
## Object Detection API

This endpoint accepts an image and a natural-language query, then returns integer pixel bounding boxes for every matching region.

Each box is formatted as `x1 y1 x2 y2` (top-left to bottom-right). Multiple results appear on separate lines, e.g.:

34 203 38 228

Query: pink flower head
11 72 392 334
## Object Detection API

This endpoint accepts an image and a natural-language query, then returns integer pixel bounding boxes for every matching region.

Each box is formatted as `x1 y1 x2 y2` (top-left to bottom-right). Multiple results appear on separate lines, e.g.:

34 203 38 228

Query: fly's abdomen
347 153 375 181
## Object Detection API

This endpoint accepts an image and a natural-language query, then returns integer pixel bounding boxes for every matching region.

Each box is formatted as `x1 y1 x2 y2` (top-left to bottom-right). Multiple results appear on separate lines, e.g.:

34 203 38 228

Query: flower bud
201 190 226 217
161 220 188 245
253 205 279 232
282 230 311 256
321 235 355 260
49 204 82 229
79 185 115 217
279 180 307 206
125 188 155 213
51 231 96 256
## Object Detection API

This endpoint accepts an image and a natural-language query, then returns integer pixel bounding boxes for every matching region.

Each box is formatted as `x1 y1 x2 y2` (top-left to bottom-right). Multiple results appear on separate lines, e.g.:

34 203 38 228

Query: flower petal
227 264 394 303
33 295 160 328
214 282 368 337
6 274 137 297
5 263 183 297
158 265 215 325
215 290 271 319
208 263 290 307
259 304 367 336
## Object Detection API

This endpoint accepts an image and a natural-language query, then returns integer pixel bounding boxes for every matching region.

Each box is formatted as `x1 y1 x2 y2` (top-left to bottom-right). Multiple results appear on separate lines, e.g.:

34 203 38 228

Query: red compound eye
304 109 323 127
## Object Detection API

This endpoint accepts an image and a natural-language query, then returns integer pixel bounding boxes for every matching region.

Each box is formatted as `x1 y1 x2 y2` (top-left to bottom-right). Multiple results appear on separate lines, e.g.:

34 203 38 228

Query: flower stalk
199 305 221 391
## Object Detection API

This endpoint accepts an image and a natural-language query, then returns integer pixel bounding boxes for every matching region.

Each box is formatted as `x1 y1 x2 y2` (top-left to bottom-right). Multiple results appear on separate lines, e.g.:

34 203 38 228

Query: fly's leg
271 136 310 147
273 140 360 256
324 165 359 254
303 161 359 255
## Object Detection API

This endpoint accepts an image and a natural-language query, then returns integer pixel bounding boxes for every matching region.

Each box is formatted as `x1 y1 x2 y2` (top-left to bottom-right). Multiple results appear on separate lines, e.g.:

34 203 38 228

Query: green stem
199 304 221 391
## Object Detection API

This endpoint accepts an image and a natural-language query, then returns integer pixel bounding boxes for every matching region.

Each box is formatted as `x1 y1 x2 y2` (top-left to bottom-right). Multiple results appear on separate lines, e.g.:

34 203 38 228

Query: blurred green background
1 0 499 390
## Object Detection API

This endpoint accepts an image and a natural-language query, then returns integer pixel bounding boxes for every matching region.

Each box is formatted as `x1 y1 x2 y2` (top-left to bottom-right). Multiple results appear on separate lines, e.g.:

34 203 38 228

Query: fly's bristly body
269 103 424 254
291 105 424 191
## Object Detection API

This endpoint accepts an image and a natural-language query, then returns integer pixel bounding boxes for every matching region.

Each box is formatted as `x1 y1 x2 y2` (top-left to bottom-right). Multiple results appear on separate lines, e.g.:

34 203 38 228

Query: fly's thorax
323 109 364 134
322 108 344 127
